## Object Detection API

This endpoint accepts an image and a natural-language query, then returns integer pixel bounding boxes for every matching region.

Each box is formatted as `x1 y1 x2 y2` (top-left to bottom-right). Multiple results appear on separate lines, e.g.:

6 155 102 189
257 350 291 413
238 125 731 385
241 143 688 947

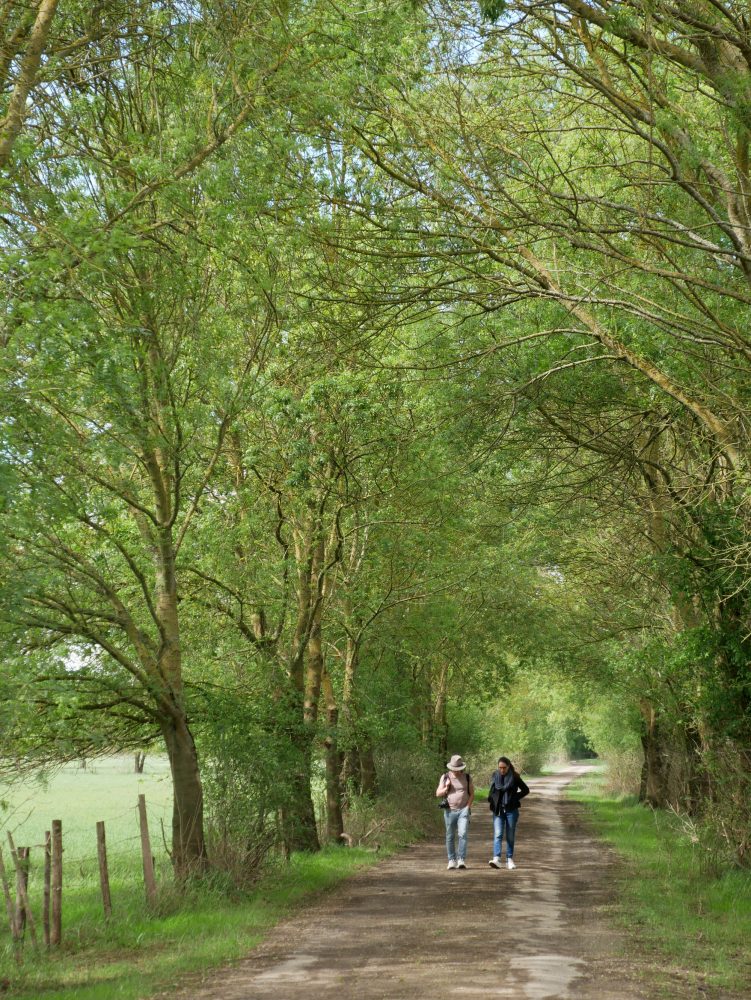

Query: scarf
492 768 515 809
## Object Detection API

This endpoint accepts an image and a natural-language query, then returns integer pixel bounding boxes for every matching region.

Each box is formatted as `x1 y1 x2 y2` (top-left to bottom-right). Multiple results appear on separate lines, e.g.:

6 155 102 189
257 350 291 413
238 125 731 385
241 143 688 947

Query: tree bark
639 700 668 808
359 739 378 797
433 659 449 760
279 509 326 854
340 629 358 791
0 0 59 170
282 741 320 853
160 713 208 877
304 532 326 727
340 623 377 795
322 670 344 842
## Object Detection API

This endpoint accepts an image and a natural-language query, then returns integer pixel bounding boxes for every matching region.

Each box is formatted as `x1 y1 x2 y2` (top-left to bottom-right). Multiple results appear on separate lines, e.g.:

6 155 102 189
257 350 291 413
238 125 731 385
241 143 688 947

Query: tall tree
0 0 299 874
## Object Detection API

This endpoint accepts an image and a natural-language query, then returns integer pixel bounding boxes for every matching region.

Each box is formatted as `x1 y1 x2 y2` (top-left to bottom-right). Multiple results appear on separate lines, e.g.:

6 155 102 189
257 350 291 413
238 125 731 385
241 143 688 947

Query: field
1 754 174 873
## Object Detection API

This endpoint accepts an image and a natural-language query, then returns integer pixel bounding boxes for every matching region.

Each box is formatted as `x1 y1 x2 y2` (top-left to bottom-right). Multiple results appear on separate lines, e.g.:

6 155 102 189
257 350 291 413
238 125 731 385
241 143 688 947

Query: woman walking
487 756 530 870
436 754 474 869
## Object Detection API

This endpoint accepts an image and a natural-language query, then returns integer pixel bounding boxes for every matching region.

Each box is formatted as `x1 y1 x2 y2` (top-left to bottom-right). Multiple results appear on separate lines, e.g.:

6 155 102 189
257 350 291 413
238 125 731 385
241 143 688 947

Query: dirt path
169 765 644 1000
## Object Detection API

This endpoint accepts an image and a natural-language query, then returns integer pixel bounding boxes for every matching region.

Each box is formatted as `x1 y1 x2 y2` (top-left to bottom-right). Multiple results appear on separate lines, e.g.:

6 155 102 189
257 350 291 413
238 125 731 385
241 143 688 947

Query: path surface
170 766 644 1000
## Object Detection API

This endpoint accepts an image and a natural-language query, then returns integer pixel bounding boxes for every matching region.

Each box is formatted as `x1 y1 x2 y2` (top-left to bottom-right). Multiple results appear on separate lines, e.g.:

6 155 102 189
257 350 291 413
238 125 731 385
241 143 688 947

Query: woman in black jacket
487 756 530 870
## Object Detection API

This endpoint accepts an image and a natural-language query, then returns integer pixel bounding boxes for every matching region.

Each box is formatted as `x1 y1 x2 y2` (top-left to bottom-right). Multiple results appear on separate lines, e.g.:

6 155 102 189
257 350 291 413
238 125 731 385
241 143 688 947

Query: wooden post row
137 795 157 905
51 819 62 947
96 821 112 919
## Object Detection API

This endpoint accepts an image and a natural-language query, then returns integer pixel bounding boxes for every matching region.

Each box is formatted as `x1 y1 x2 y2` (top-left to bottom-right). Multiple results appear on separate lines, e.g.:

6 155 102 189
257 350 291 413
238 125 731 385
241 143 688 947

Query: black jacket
487 773 530 815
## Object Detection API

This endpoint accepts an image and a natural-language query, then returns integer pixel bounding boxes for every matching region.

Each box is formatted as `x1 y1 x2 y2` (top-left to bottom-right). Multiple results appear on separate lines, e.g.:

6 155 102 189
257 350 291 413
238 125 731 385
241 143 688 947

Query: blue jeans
493 809 519 859
444 806 470 861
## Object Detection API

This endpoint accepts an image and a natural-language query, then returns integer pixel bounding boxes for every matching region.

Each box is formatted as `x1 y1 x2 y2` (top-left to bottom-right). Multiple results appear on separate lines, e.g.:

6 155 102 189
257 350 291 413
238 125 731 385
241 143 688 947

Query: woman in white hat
436 754 474 869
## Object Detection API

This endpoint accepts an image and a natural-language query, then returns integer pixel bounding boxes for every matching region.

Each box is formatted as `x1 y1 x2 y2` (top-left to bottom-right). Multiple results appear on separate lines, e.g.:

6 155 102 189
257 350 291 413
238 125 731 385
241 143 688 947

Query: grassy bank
0 757 406 999
568 768 751 998
1 845 383 1000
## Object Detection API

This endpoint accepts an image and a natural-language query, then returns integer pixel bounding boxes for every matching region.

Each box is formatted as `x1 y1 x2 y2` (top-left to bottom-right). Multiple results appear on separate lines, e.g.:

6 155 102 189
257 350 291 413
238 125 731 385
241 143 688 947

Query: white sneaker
488 857 502 869
457 859 466 869
507 858 516 870
447 859 457 870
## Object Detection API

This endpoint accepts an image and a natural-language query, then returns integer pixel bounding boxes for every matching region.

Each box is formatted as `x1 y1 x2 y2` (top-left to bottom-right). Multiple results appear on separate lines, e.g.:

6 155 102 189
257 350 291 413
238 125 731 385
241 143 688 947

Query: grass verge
1 845 385 1000
568 768 751 998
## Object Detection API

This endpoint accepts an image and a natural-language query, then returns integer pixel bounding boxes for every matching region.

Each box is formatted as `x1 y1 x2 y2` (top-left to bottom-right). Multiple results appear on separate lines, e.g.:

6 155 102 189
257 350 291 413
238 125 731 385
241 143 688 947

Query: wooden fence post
0 844 19 950
50 820 62 947
96 821 112 919
137 795 157 905
14 845 29 935
43 831 51 948
7 834 37 948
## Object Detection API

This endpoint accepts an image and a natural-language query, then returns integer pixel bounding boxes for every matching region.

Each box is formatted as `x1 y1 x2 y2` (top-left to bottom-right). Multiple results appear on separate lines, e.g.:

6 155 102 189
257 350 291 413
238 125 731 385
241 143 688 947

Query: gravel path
165 765 645 1000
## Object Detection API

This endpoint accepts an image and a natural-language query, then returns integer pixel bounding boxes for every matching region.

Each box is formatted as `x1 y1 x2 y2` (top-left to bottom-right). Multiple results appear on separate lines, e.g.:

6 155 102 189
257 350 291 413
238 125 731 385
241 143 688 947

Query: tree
0 0 295 875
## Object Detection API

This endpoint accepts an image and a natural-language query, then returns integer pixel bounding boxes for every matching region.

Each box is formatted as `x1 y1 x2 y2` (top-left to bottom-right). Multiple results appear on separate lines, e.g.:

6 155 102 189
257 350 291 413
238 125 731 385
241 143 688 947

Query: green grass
568 768 751 997
0 757 389 999
2 845 381 1000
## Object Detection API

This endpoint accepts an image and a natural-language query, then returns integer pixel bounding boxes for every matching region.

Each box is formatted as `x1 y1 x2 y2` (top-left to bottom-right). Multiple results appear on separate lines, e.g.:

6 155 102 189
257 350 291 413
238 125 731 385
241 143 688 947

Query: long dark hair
498 756 516 776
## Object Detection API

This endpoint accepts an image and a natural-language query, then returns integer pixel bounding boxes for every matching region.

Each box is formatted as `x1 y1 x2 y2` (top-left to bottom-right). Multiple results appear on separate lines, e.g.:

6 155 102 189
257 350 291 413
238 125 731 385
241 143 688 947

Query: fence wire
0 796 173 936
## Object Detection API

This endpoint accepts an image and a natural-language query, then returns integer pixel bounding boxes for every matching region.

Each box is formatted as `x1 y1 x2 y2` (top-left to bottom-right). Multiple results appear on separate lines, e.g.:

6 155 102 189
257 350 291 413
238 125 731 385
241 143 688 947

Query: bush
699 741 751 867
602 751 642 797
197 681 305 880
341 747 441 848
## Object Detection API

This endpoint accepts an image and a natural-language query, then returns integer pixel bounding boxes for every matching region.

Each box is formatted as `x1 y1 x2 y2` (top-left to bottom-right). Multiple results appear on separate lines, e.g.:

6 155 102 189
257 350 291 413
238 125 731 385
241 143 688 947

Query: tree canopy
2 0 750 874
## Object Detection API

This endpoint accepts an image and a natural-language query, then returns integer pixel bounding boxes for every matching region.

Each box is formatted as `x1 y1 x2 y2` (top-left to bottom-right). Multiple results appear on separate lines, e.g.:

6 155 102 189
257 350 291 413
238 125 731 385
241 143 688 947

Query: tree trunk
340 631 358 792
672 725 706 815
324 706 345 842
359 739 378 797
433 659 449 760
150 466 209 875
639 701 668 808
278 735 320 855
0 0 59 170
303 532 325 727
322 671 344 843
282 647 320 853
282 751 320 853
280 513 324 855
160 714 208 878
337 625 379 796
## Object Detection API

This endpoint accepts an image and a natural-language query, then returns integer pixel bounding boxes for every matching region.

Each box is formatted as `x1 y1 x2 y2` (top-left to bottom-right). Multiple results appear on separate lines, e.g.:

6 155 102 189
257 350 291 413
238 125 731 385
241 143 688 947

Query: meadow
1 755 174 872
